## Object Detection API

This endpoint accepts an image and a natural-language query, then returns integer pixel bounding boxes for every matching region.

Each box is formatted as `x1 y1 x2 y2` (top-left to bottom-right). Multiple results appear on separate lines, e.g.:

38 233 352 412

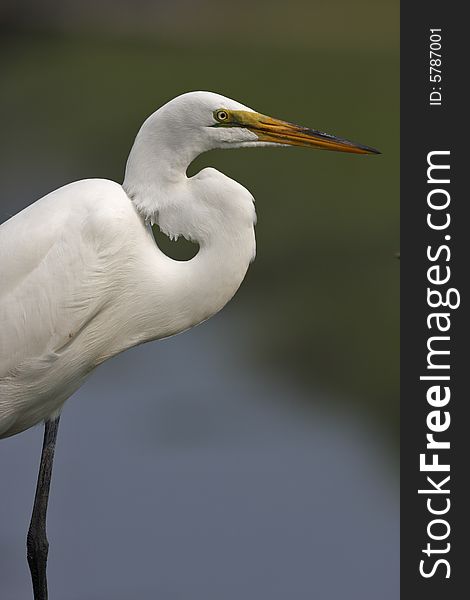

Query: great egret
0 91 379 599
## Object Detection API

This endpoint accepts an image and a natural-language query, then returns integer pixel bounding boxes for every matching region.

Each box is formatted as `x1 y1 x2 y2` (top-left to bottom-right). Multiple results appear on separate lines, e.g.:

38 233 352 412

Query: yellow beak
231 110 380 155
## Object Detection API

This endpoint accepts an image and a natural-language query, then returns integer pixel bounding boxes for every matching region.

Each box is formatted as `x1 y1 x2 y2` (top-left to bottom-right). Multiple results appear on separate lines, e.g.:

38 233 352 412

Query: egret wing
0 179 129 379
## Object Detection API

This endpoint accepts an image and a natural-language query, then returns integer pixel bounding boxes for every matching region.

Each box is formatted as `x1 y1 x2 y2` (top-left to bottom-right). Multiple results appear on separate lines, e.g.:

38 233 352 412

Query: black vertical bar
401 2 468 599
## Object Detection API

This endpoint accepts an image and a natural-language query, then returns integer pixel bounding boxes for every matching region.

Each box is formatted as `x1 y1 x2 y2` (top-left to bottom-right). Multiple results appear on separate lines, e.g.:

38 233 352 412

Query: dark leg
27 416 61 600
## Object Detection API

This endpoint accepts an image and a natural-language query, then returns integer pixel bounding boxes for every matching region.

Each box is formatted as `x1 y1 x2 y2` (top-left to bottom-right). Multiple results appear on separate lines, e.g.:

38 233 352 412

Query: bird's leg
27 416 61 600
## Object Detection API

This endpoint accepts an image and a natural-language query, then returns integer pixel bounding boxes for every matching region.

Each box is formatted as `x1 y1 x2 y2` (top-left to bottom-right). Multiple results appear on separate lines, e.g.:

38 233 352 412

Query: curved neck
121 126 257 345
131 213 256 345
123 113 210 223
171 223 255 330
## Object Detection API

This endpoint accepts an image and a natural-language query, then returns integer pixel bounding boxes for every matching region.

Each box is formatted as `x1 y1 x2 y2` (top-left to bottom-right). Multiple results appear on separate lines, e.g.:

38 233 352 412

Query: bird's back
0 178 145 437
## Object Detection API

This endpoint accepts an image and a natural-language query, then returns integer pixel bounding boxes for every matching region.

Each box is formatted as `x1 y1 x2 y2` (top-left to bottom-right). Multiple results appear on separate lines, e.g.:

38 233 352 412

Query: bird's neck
123 116 207 224
128 204 256 346
160 224 255 336
121 136 257 345
123 139 190 225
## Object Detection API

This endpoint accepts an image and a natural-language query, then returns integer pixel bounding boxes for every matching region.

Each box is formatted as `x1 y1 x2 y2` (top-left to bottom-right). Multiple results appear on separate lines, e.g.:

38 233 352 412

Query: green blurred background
1 1 399 598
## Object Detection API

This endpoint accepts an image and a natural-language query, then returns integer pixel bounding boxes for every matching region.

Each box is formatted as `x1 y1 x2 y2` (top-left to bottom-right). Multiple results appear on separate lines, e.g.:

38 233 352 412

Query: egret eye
215 109 229 122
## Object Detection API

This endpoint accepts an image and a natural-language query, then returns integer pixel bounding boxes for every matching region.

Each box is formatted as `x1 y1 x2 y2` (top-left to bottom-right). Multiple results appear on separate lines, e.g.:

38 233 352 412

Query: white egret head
136 91 380 158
